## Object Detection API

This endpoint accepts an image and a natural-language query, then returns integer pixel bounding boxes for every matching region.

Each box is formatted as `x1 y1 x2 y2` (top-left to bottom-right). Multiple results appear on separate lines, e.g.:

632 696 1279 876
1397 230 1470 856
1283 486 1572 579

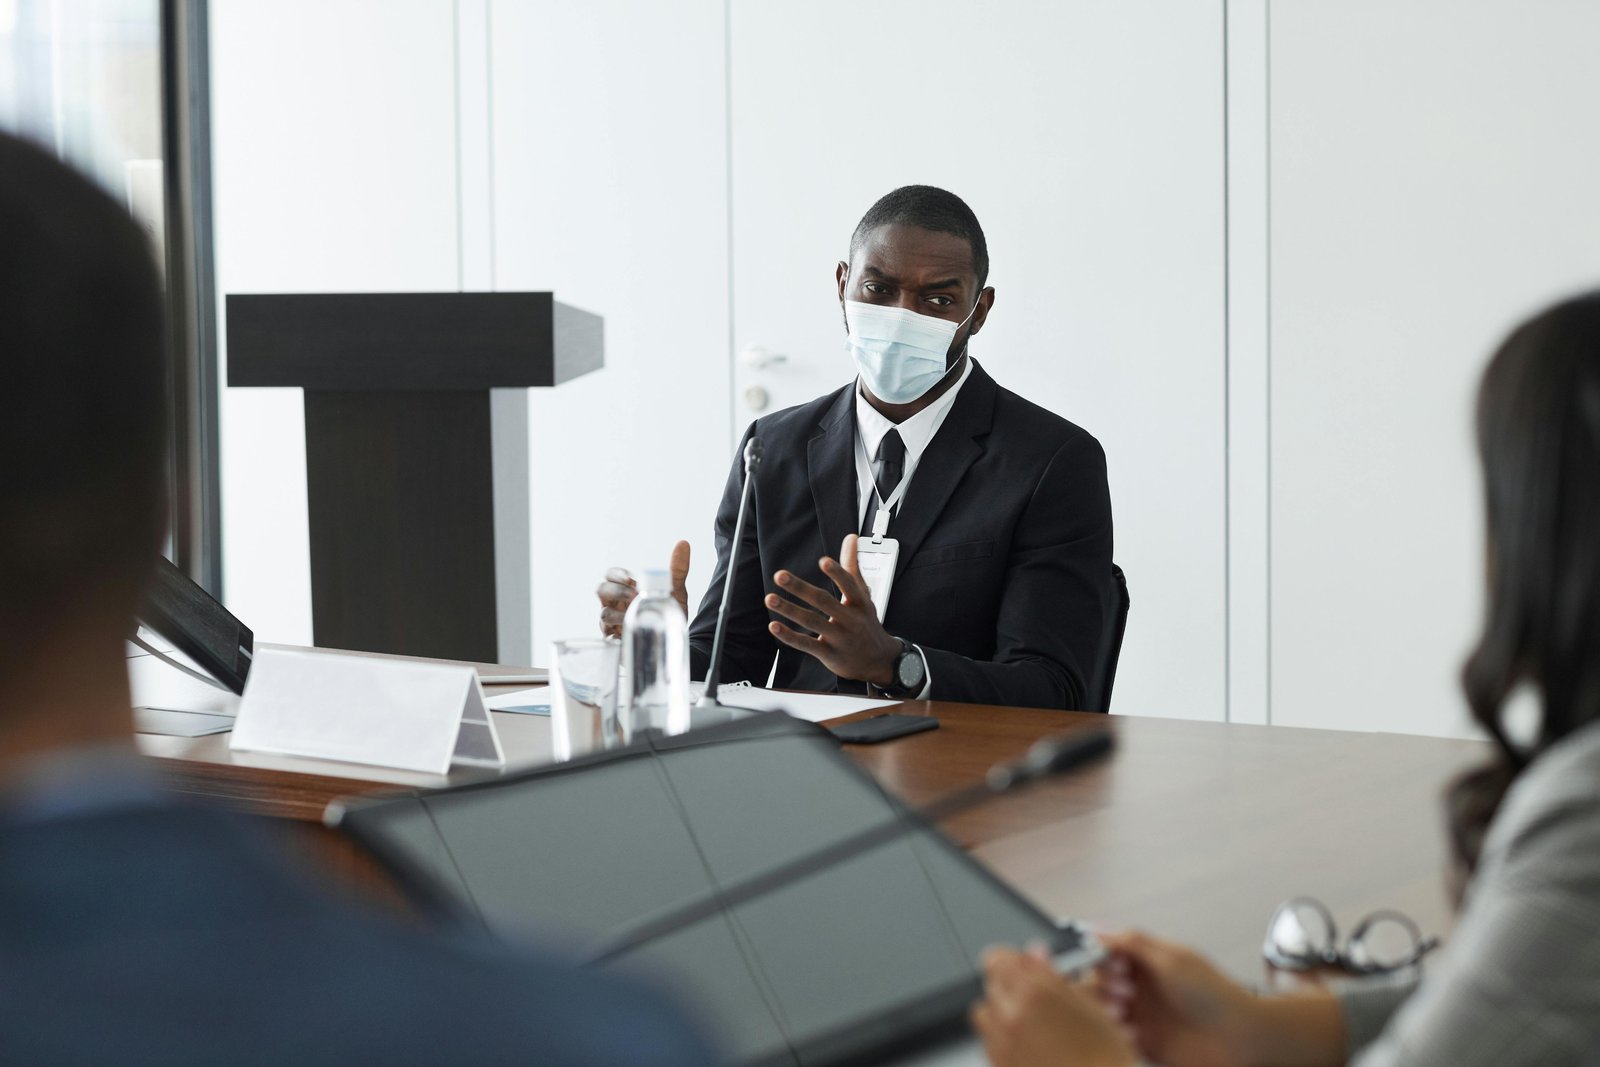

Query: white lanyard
850 427 904 621
855 426 910 543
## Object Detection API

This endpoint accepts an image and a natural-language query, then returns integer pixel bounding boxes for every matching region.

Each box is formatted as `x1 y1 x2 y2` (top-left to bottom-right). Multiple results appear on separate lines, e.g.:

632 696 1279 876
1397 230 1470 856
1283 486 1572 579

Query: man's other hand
765 534 901 685
597 541 691 637
667 540 691 616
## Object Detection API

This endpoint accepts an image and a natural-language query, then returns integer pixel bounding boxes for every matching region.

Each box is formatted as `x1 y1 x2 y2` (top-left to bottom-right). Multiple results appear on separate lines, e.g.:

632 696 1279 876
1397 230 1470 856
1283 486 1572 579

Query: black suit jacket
689 360 1116 710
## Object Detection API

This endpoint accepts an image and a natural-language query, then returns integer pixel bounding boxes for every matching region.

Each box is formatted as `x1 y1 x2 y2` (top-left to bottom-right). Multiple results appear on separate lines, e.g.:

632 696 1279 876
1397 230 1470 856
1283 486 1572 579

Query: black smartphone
829 713 939 744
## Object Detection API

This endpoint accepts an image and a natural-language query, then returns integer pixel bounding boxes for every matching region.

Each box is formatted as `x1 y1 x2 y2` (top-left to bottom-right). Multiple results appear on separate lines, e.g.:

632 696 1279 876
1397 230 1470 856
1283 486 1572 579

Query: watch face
897 648 925 690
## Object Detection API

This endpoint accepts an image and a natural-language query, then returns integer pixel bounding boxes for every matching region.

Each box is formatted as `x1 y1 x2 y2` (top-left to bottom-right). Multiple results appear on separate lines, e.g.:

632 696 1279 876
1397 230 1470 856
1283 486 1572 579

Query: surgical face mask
843 298 980 405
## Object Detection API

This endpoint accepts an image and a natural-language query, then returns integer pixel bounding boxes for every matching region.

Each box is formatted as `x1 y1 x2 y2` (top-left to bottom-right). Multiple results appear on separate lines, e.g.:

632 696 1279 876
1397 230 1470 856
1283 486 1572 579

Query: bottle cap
642 568 672 595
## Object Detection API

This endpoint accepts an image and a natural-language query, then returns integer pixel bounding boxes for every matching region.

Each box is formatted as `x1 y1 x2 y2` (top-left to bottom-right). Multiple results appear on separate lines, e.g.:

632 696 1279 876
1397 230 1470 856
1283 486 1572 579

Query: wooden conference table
135 657 1489 982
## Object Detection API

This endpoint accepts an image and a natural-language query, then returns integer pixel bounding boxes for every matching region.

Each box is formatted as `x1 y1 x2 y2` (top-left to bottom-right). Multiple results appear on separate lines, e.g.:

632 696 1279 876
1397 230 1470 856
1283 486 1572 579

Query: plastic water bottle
620 568 690 740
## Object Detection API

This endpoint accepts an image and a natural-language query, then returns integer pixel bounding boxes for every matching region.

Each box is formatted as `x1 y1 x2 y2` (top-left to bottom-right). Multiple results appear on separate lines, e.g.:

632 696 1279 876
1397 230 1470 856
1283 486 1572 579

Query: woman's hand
1096 931 1347 1067
972 947 1137 1067
1095 931 1260 1067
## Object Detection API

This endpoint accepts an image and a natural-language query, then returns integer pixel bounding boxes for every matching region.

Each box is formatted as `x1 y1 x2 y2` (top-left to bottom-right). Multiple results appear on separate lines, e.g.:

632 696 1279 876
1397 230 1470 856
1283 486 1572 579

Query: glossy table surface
136 680 1488 980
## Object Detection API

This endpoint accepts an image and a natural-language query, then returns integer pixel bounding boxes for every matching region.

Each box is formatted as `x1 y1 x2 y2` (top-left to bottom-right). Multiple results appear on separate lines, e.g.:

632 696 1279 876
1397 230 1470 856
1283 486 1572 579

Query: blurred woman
974 292 1600 1067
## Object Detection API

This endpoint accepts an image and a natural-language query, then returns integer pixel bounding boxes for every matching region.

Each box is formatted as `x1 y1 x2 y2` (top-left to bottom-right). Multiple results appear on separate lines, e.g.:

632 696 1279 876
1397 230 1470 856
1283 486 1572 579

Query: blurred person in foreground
0 131 716 1066
974 291 1600 1066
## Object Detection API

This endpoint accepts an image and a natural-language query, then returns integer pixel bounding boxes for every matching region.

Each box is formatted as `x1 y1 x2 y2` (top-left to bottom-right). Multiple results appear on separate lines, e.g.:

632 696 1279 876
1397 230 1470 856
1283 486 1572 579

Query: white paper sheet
713 687 899 724
484 686 550 714
127 628 239 718
486 683 896 725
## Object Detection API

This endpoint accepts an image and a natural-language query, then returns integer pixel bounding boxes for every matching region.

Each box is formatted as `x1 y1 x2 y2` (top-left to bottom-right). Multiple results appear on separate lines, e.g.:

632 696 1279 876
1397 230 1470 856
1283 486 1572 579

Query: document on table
483 684 897 724
714 687 898 724
484 687 551 715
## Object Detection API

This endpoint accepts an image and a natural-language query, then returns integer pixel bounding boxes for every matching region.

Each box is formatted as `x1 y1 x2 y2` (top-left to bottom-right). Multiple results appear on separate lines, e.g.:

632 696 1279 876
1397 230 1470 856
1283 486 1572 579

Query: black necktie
865 429 906 533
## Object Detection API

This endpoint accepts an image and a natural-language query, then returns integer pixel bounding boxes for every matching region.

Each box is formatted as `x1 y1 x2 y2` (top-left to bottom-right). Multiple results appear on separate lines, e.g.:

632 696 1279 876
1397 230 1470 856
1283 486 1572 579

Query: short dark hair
848 185 990 287
0 132 167 667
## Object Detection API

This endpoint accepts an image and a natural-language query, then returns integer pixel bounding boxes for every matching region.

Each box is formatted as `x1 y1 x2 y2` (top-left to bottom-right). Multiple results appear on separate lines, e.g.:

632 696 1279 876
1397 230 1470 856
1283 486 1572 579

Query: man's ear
970 286 995 335
836 261 850 302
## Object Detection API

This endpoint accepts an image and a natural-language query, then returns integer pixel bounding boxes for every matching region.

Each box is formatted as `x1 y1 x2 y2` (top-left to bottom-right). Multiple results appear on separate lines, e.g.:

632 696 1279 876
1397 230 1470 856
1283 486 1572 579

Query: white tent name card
230 648 504 774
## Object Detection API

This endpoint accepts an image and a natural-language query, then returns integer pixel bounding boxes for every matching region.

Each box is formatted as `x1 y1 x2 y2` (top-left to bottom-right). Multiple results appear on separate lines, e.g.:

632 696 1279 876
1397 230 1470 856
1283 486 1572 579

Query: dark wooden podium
226 292 601 664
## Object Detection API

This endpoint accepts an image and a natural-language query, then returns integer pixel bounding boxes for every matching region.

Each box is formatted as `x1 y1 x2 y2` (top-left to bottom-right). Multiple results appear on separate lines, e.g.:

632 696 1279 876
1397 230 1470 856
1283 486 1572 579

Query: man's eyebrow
858 267 966 290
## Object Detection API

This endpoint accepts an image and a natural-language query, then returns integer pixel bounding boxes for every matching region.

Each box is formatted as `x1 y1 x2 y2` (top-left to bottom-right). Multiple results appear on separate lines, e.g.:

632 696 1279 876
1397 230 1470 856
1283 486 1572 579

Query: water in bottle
620 568 690 740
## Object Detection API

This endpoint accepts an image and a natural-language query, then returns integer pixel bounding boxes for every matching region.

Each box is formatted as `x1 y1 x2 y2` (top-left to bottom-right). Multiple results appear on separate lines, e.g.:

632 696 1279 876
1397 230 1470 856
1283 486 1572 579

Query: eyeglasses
1263 896 1440 975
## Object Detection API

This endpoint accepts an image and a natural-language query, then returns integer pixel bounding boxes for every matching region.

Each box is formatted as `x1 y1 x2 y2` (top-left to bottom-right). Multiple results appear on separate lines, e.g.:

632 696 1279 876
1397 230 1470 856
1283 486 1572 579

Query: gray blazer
1338 720 1600 1066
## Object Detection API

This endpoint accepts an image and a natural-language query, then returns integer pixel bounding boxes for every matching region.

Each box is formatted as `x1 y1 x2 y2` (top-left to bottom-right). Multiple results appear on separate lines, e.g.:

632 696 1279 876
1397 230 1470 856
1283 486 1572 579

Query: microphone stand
693 436 763 718
586 728 1112 964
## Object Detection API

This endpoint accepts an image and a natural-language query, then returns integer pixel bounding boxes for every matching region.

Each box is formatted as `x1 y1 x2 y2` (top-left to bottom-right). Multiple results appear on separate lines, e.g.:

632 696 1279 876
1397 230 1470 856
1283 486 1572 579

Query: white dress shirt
849 355 975 698
852 355 975 529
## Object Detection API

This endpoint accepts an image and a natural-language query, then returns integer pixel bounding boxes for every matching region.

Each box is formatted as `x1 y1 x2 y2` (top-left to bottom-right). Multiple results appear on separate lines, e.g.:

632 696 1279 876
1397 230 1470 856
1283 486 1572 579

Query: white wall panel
1226 0 1271 726
211 0 460 644
730 0 1228 718
1268 1 1600 736
207 1 1600 738
489 0 731 653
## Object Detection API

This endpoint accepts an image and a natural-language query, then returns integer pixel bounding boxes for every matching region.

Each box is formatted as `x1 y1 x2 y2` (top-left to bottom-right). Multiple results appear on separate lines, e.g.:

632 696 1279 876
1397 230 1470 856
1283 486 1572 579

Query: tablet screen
338 715 1083 1066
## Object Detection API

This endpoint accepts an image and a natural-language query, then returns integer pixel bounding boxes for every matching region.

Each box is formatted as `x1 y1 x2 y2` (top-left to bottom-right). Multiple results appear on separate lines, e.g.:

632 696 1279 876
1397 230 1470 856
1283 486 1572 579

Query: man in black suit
0 132 716 1065
600 186 1116 711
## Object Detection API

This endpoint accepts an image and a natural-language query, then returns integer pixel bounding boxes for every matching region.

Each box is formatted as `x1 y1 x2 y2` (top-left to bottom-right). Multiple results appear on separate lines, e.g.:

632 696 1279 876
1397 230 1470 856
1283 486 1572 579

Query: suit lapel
807 385 858 563
888 360 995 575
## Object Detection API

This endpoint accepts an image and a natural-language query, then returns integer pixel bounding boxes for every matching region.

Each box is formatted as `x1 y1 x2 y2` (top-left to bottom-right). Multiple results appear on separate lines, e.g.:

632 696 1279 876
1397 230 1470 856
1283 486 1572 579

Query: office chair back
1090 564 1130 713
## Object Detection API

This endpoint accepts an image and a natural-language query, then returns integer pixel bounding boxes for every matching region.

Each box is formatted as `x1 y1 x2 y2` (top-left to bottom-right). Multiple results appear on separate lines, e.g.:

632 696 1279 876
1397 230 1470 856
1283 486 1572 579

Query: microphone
586 728 1113 964
980 728 1113 794
695 436 763 712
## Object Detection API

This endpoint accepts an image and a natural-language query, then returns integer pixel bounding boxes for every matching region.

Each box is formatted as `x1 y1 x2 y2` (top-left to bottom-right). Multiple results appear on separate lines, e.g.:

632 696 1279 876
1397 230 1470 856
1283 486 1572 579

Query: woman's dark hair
1450 291 1600 877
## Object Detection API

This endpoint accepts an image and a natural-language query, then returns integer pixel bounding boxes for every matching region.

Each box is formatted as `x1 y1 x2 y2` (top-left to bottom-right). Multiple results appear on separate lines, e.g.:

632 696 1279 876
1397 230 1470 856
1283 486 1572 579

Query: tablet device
137 555 254 694
331 713 1092 1067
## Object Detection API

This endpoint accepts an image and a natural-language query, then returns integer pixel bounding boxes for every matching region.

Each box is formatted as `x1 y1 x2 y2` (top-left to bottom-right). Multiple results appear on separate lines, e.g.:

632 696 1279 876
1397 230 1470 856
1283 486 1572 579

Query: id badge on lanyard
855 431 904 622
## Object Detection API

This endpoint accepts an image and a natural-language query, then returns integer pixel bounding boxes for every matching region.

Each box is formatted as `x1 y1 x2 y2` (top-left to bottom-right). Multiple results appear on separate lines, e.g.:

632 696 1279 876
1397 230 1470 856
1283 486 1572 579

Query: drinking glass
549 638 621 762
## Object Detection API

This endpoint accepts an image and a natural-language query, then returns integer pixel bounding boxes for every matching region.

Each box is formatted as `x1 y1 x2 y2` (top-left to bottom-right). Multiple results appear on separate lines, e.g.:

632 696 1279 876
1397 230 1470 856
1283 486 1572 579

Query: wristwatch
882 638 927 699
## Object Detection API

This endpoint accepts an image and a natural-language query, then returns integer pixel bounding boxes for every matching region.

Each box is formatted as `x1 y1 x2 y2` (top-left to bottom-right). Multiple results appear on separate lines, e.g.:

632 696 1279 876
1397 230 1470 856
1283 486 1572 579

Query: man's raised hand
764 533 901 685
597 540 691 637
667 540 691 618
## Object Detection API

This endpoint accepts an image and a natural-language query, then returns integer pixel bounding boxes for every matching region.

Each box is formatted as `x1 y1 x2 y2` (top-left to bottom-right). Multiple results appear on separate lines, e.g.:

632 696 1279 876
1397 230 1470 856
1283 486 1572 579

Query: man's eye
864 282 888 293
928 296 953 306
